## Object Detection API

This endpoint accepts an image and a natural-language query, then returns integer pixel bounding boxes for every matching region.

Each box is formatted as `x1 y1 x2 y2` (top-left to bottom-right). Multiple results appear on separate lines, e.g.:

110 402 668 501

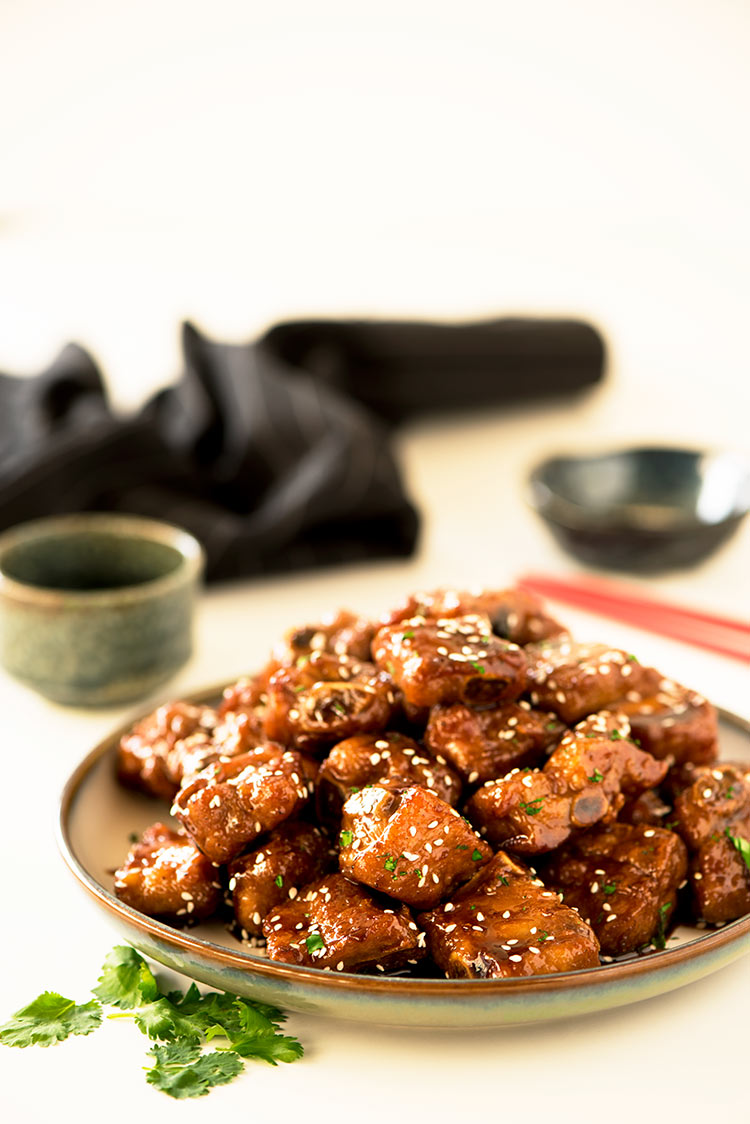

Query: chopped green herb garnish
274 875 284 888
726 785 736 798
725 828 750 871
471 849 483 862
339 829 353 847
330 701 347 718
603 882 617 895
610 729 623 741
587 769 604 783
627 653 639 663
305 933 325 954
519 798 545 816
469 661 485 674
545 721 559 731
384 856 397 872
653 902 672 950
456 844 469 851
497 875 510 886
401 629 415 640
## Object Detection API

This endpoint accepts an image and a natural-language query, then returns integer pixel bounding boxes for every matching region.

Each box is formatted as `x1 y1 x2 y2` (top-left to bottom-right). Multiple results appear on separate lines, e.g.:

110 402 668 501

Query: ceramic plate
58 691 750 1028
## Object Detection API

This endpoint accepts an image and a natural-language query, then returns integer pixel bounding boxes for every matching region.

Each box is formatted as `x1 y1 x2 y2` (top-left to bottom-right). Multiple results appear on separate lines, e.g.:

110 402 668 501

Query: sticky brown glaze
424 700 564 786
382 587 565 646
263 873 426 972
673 763 750 922
616 668 719 766
618 787 672 827
271 609 376 667
263 650 396 754
526 637 649 724
372 614 528 710
172 745 310 864
117 702 218 800
228 821 333 937
217 673 268 718
540 823 688 955
339 784 492 910
166 707 270 789
113 823 222 922
418 851 600 978
466 711 669 854
316 731 461 822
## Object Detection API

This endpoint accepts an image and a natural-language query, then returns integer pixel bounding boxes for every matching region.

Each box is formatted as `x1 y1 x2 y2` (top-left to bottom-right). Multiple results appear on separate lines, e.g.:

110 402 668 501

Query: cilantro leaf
131 998 202 1044
145 1042 244 1099
93 946 159 1009
0 992 101 1048
339 829 353 848
229 1033 304 1065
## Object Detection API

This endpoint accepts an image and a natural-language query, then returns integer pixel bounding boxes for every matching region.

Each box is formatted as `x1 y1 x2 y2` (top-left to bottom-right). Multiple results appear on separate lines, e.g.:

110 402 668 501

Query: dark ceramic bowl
0 514 204 706
528 446 750 571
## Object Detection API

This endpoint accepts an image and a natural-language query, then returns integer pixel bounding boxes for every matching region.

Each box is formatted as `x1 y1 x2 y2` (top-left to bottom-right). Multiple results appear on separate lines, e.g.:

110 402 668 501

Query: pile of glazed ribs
114 587 749 978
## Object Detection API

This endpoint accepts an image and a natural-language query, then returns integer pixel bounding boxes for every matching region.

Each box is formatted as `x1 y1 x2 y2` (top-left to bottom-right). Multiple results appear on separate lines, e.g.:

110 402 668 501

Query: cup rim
0 513 205 607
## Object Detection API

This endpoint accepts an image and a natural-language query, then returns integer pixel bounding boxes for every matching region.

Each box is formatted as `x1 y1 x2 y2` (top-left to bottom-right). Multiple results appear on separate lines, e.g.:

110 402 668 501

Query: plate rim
57 686 750 1002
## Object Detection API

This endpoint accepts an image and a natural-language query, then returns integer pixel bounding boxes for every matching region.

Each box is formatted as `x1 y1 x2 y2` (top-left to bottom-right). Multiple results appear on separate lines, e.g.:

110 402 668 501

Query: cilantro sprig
0 992 101 1048
1 946 303 1099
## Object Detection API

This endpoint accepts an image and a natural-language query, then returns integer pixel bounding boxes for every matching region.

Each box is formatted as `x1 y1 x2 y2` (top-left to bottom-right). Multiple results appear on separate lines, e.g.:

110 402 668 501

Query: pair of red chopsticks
518 573 750 664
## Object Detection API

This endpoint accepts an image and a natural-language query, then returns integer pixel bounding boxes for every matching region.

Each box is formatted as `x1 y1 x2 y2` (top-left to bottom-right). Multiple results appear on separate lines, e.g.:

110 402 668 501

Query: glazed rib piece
263 873 426 972
382 587 565 646
316 731 462 821
418 851 600 978
525 638 648 724
466 711 669 853
616 668 719 766
673 763 750 922
113 823 222 922
172 745 310 864
424 700 564 785
228 820 333 937
339 783 492 910
540 822 688 955
372 614 528 710
117 701 218 800
263 650 396 753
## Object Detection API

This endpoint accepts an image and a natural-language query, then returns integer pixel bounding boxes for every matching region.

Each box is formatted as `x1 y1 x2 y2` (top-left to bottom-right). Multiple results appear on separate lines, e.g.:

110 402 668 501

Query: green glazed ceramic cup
0 514 204 706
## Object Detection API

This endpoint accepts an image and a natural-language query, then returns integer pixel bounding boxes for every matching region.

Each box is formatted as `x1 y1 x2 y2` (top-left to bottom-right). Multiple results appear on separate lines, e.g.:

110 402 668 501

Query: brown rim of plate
57 686 750 998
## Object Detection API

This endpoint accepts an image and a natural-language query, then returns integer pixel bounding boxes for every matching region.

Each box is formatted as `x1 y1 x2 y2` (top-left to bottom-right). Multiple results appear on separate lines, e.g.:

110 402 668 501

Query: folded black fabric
0 317 604 582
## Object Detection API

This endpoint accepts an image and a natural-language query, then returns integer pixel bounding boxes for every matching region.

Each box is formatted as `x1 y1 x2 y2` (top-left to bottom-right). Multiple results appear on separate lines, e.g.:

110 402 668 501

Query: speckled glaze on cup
0 514 204 706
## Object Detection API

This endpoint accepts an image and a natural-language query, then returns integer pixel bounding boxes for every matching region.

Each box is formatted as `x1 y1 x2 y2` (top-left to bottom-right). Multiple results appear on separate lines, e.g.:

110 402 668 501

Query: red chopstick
518 573 750 664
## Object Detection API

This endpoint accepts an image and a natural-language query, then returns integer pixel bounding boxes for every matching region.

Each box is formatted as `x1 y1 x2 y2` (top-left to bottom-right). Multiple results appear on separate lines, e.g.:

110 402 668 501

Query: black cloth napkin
0 317 604 582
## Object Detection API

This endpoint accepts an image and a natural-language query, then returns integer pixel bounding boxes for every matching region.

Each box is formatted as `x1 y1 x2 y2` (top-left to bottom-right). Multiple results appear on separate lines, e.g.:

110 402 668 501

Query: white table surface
1 2 749 1120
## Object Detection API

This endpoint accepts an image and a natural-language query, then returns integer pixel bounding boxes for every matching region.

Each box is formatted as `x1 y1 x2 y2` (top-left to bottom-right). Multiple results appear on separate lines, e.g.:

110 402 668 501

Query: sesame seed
643 829 655 838
606 914 618 922
529 946 540 954
444 923 457 933
409 826 417 837
336 961 345 971
702 788 712 799
502 910 511 918
590 882 599 894
444 903 454 912
509 954 523 962
694 872 703 880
